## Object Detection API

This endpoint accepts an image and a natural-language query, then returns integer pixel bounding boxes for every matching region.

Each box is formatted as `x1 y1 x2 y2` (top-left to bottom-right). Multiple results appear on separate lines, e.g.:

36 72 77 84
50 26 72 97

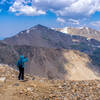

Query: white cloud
9 0 46 16
57 17 66 24
55 0 100 16
91 21 100 27
9 0 100 19
32 0 100 17
68 19 80 25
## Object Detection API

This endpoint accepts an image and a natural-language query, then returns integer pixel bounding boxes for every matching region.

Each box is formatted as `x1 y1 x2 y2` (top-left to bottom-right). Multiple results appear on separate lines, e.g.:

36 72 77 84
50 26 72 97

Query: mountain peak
34 24 47 29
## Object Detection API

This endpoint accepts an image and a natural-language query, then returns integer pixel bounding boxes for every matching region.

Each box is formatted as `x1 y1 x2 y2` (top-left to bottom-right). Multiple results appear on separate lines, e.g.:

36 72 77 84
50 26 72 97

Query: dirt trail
0 80 31 100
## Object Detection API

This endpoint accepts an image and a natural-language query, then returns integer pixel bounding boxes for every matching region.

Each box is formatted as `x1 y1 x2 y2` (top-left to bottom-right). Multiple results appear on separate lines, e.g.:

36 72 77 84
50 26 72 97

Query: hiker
17 55 28 80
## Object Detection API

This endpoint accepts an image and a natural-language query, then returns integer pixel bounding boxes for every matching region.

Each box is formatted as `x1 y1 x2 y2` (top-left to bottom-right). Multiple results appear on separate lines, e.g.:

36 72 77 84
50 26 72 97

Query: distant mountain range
2 24 73 48
0 24 100 80
2 24 100 52
53 27 100 41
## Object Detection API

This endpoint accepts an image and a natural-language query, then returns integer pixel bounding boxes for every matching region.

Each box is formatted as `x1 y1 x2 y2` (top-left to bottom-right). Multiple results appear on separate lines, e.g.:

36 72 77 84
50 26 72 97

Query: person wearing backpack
17 55 28 80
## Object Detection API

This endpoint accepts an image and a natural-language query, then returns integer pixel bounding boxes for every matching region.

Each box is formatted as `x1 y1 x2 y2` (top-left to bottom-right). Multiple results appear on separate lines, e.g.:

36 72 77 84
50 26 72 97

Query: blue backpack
17 59 23 67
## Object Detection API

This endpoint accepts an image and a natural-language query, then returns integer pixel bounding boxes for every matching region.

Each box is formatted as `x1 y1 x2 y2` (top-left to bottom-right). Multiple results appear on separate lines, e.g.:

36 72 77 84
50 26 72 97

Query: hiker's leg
22 68 24 80
20 67 23 80
18 67 21 80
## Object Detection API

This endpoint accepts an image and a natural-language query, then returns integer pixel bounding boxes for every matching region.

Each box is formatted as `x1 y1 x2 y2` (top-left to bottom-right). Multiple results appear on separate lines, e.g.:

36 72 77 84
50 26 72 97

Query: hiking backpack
17 59 23 67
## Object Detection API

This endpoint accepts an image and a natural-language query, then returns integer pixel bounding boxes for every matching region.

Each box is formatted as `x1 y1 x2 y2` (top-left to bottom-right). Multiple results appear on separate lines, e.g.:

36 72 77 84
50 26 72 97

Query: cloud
57 17 80 25
9 0 46 16
57 17 66 24
8 0 100 17
91 21 100 27
55 0 100 17
32 0 100 17
68 19 80 25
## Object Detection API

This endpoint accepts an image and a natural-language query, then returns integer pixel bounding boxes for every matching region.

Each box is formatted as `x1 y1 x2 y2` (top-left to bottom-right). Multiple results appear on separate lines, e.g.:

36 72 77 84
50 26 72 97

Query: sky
0 0 100 39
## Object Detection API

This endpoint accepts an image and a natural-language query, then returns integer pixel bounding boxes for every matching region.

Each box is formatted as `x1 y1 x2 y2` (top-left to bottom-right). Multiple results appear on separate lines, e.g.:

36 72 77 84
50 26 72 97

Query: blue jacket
17 55 28 68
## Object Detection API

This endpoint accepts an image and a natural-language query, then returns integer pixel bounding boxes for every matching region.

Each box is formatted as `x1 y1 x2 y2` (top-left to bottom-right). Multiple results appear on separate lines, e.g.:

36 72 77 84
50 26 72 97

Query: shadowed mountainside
0 42 100 80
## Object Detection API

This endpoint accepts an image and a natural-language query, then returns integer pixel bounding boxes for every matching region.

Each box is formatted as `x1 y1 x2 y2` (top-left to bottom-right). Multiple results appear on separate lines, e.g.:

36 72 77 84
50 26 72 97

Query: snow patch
21 31 23 34
87 38 91 40
85 27 90 34
61 27 68 34
30 27 36 31
85 27 89 30
79 27 84 29
26 30 30 33
51 28 55 30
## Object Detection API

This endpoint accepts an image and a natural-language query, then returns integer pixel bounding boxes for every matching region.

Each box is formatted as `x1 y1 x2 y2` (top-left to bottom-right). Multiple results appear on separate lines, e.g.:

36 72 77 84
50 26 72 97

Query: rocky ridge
53 27 100 41
0 64 100 100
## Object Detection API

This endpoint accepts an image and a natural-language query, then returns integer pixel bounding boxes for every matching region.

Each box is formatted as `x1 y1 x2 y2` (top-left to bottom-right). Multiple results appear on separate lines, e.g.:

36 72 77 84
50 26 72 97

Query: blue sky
0 0 100 39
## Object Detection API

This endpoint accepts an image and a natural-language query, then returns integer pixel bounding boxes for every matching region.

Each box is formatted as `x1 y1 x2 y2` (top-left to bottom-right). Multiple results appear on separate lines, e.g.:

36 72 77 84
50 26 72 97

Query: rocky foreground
0 65 100 100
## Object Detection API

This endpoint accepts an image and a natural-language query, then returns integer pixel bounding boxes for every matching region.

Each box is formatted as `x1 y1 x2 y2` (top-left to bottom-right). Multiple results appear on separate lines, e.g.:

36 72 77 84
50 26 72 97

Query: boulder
0 77 6 82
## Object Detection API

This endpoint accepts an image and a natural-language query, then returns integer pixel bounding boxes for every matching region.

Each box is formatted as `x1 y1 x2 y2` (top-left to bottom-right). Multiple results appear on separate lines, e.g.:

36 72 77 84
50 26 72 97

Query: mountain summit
53 27 100 41
34 24 48 29
3 24 73 48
